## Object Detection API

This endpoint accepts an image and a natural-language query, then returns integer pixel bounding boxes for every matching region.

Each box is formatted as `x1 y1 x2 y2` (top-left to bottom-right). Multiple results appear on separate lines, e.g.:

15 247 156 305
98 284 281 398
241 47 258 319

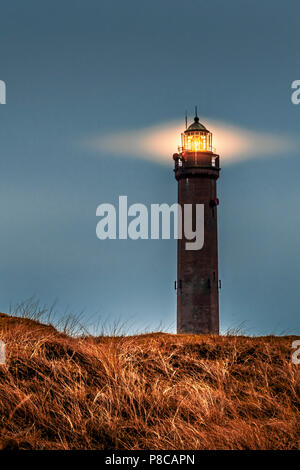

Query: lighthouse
173 110 220 334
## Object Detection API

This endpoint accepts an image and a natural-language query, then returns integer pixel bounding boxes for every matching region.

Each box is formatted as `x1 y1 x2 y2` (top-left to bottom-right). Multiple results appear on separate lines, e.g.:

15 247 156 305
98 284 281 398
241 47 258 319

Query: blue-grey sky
0 0 299 334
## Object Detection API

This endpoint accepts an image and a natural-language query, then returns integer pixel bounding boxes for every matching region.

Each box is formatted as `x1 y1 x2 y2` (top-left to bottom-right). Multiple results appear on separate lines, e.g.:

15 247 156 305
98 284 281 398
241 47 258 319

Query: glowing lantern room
180 115 213 153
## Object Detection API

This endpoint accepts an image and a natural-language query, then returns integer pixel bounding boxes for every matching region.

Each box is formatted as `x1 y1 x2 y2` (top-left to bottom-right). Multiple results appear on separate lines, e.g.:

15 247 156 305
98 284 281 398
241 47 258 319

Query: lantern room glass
181 131 212 153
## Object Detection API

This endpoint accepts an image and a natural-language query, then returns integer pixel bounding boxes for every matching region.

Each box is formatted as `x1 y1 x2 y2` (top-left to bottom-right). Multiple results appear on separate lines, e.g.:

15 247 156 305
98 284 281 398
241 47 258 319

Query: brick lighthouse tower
173 109 220 334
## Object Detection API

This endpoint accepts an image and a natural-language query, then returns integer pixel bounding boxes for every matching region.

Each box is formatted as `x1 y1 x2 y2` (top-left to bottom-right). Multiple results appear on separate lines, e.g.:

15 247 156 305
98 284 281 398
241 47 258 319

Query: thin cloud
84 118 299 165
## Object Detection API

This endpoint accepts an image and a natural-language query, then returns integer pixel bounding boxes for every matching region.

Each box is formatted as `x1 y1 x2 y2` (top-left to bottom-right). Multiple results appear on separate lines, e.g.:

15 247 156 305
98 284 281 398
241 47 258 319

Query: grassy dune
0 312 299 450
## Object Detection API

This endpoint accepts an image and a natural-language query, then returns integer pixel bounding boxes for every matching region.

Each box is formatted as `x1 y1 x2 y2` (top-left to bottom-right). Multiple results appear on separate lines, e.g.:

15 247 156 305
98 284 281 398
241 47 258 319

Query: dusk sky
0 0 299 334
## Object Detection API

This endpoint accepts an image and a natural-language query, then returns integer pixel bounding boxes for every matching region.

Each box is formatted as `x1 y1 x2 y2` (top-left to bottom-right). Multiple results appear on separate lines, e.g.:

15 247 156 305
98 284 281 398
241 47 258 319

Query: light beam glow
84 118 299 166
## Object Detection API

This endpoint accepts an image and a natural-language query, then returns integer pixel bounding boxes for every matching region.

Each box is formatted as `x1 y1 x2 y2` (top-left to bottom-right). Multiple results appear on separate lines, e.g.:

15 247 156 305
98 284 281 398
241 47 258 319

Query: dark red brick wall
175 152 220 334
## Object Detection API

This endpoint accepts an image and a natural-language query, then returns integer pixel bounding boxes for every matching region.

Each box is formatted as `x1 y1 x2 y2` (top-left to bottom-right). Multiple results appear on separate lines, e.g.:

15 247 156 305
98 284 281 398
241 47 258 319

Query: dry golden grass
0 312 299 450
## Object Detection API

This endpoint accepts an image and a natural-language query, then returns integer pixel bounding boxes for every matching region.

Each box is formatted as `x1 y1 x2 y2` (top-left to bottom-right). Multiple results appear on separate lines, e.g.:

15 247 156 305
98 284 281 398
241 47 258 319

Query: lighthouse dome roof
185 116 208 133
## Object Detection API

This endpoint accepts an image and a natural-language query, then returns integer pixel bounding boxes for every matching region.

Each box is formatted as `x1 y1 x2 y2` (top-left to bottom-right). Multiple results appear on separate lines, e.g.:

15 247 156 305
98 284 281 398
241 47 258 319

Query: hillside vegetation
0 312 299 450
